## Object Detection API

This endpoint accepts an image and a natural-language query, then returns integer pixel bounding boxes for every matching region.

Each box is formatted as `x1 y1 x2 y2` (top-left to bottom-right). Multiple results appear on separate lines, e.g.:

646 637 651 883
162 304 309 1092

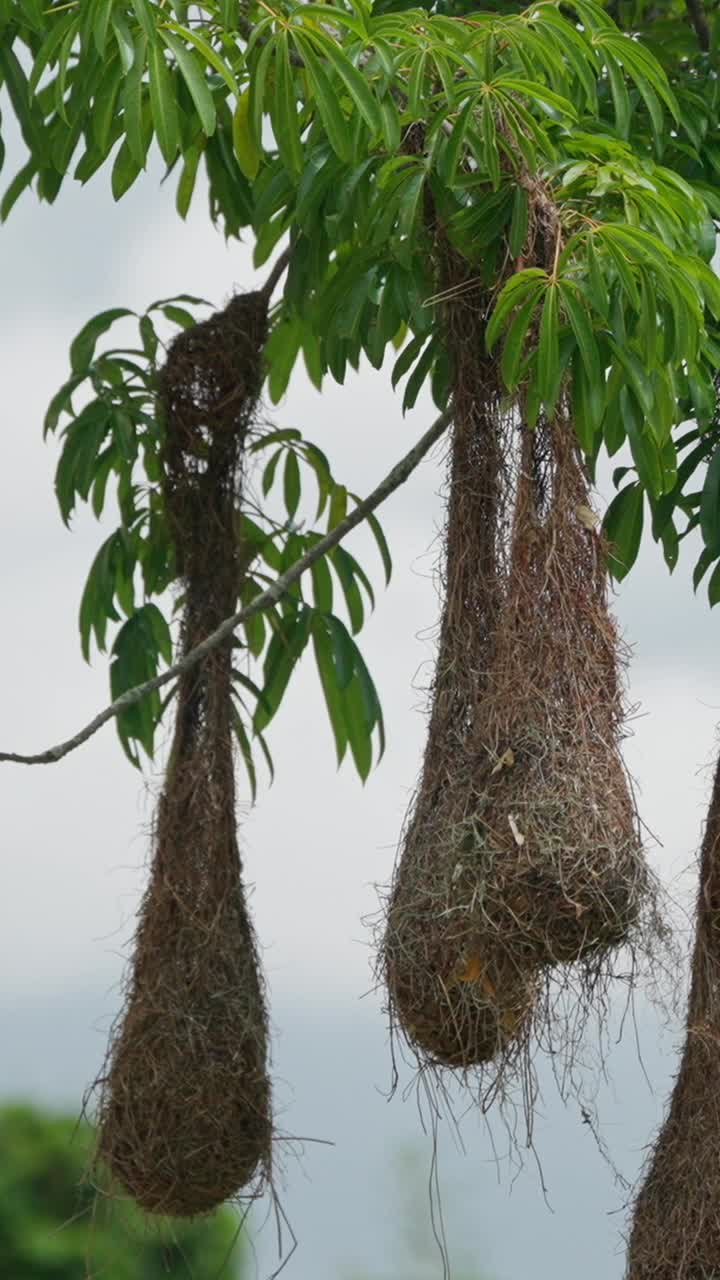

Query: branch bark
687 0 711 50
1 408 452 767
260 247 291 302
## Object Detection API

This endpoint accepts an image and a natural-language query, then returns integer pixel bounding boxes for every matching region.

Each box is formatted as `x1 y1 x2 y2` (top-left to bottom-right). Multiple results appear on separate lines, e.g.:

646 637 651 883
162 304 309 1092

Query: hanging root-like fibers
626 750 720 1280
94 292 273 1216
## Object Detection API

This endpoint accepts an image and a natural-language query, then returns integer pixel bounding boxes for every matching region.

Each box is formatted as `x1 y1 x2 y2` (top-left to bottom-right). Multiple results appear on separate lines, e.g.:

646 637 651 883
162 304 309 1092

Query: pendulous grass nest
456 412 656 971
626 749 720 1280
93 292 273 1216
379 348 663 1100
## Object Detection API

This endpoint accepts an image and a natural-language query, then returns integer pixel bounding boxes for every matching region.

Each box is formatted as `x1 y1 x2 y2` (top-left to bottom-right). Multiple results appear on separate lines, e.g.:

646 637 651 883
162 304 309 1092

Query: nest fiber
381 252 526 1071
95 293 273 1216
457 413 653 970
382 380 658 1078
626 751 720 1280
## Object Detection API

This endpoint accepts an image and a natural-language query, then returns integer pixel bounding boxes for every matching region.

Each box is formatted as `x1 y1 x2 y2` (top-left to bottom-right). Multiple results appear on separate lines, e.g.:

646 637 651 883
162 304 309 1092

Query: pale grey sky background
2 126 720 1280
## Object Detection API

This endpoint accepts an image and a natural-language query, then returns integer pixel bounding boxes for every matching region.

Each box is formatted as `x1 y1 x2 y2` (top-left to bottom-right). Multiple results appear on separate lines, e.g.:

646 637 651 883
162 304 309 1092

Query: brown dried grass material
385 898 538 1069
626 753 720 1280
380 394 662 1090
460 413 656 969
160 290 269 578
379 246 529 1073
94 293 273 1216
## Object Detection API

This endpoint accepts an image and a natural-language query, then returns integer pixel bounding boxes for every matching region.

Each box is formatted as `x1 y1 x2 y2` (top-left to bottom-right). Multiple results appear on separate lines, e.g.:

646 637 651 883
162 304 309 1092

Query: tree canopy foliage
1 0 718 782
0 1102 244 1279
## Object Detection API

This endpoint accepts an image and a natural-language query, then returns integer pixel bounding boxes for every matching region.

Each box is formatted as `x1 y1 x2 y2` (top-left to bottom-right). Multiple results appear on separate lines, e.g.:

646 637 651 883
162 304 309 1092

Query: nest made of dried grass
379 246 529 1073
94 292 273 1217
379 386 663 1095
626 751 720 1280
455 413 656 969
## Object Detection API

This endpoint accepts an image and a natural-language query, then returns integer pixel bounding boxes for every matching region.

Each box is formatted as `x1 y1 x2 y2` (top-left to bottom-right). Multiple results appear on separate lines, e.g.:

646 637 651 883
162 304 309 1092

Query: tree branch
1 408 453 767
687 0 711 50
260 247 291 302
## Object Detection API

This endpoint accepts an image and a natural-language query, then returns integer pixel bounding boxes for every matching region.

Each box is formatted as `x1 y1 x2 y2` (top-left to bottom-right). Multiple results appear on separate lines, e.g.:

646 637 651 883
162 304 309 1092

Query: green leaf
403 337 436 413
391 333 426 389
572 352 605 455
694 546 716 593
342 674 373 782
327 483 348 531
700 444 720 552
92 57 123 155
604 50 631 139
272 32 303 176
130 0 157 44
28 10 76 95
112 137 143 199
603 483 644 581
608 340 654 418
310 553 334 613
1 161 36 222
261 447 283 498
325 613 356 689
306 29 381 135
70 308 134 374
112 9 135 72
254 606 311 732
440 97 473 184
561 285 601 387
363 507 392 584
160 31 216 136
148 42 180 164
44 373 85 436
78 531 121 658
330 545 365 634
164 21 238 94
231 706 258 802
249 36 273 149
480 96 500 190
283 449 301 520
708 561 720 608
94 0 115 55
176 140 201 217
312 620 348 765
486 269 547 352
407 49 427 118
0 44 47 165
122 32 149 166
232 89 261 179
508 185 529 258
495 77 577 121
585 234 609 320
144 602 173 663
293 31 351 162
111 610 162 765
265 315 302 403
500 294 536 392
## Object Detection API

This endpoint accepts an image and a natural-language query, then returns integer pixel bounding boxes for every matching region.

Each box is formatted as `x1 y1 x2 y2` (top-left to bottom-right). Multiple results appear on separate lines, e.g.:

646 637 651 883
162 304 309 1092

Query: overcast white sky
2 130 720 1280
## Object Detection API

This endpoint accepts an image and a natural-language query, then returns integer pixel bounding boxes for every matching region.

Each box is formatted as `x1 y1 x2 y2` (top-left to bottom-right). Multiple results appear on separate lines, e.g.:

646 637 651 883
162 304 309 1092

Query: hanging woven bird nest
385 876 539 1069
94 292 273 1216
379 242 533 1072
625 751 720 1280
455 411 658 971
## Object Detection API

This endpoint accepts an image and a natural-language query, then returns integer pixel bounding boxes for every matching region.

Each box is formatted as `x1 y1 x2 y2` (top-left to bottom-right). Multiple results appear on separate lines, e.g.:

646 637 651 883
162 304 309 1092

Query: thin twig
1 409 453 766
